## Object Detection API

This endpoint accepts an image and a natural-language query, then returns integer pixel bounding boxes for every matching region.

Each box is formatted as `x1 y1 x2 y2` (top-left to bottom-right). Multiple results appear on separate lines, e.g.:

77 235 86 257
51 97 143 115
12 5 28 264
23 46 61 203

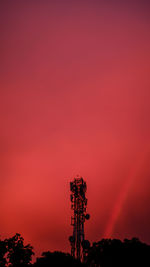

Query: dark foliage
0 234 150 267
0 233 34 267
6 233 34 267
86 237 150 267
33 251 84 267
0 239 7 267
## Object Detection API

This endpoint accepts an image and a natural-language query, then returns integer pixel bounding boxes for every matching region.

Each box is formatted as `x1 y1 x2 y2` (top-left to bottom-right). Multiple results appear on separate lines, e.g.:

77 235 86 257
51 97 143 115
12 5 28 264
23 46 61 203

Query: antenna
69 177 90 262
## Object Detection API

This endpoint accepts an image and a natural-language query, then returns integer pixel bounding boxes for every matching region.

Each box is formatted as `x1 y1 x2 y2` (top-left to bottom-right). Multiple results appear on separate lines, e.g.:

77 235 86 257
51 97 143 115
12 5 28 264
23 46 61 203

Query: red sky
0 0 150 257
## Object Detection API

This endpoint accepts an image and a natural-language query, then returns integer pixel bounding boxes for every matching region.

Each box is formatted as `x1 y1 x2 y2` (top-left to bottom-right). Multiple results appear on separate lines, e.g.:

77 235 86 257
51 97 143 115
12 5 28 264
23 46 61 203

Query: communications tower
69 177 90 262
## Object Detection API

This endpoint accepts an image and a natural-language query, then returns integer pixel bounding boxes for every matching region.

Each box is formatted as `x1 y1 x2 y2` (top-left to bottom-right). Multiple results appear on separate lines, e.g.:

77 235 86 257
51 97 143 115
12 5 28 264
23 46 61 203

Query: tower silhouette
69 177 90 262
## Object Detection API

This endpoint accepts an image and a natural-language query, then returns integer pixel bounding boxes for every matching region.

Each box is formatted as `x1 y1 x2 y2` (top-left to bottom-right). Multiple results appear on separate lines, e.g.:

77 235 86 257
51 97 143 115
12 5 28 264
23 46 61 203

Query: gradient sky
0 0 150 258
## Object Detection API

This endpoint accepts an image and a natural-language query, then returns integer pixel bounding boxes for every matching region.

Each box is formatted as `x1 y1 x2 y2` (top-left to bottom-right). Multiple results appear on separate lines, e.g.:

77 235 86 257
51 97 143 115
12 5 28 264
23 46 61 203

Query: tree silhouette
0 239 7 267
86 237 150 267
33 251 84 267
5 233 34 267
1 234 150 267
123 237 150 267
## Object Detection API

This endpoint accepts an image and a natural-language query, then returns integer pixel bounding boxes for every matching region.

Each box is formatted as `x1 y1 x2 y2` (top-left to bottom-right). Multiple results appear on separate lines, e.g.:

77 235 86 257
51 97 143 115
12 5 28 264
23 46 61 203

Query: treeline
0 233 150 267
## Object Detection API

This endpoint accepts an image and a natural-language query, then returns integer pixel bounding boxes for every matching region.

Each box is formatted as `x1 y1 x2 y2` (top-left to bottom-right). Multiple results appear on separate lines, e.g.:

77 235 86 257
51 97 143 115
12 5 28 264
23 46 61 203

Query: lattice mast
69 177 90 262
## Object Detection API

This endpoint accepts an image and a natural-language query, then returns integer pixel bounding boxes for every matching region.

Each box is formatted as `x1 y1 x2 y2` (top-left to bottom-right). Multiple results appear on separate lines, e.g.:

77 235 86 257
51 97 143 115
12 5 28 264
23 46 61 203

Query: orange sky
0 0 150 257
